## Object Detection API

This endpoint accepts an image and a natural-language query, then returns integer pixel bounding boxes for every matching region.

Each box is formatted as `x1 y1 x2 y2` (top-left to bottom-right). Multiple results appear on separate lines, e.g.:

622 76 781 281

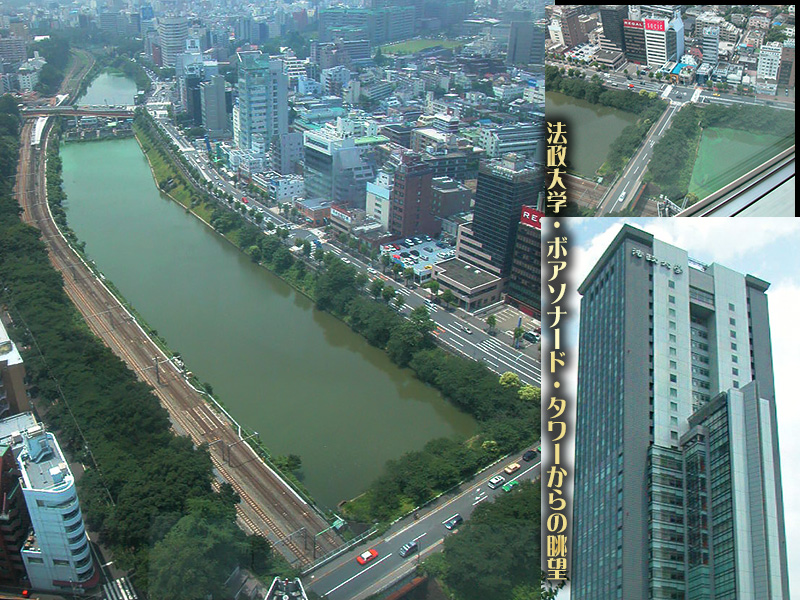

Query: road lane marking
473 495 489 506
324 553 394 596
442 513 460 525
412 532 428 543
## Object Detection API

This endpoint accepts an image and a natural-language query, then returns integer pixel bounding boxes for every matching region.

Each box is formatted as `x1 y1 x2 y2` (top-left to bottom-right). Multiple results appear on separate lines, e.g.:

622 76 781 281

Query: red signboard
644 18 666 32
623 19 644 29
520 206 543 229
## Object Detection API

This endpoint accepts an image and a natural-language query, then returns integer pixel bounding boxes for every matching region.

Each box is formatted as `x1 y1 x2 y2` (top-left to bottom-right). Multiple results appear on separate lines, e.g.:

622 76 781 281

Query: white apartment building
365 170 393 231
643 13 684 68
757 42 783 81
0 414 96 593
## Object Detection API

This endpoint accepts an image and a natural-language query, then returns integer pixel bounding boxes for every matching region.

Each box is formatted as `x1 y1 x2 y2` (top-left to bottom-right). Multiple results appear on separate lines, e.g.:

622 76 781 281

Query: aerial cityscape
0 0 544 598
545 5 795 216
0 0 796 597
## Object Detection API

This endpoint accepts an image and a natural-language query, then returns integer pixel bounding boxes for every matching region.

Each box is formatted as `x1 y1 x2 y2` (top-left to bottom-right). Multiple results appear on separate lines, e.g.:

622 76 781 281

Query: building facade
236 53 288 153
505 206 541 317
201 75 229 139
157 16 189 68
389 152 436 239
572 225 789 600
464 154 541 278
600 5 628 53
0 322 29 418
702 26 720 67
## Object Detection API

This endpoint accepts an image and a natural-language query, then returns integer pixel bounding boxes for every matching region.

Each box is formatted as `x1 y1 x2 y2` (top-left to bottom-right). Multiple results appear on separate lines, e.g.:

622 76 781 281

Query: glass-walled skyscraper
572 225 789 600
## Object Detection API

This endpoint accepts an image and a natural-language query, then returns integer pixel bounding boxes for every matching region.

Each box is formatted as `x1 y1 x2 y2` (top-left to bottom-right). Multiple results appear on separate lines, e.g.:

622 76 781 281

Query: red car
242 197 249 203
356 548 379 565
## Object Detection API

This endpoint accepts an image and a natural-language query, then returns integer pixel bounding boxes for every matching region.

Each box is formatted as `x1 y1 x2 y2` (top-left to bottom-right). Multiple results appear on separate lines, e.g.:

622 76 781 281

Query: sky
551 217 800 599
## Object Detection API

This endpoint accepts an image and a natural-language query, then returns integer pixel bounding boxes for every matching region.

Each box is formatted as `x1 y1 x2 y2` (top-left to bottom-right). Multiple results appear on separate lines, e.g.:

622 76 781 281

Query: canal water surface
59 76 476 509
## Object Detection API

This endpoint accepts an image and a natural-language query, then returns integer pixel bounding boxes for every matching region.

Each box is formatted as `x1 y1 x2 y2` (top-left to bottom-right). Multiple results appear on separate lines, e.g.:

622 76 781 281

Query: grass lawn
381 38 463 55
688 127 793 200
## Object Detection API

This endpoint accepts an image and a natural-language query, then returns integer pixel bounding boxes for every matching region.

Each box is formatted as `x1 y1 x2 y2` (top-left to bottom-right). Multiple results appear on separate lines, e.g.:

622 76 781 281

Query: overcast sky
551 217 800 599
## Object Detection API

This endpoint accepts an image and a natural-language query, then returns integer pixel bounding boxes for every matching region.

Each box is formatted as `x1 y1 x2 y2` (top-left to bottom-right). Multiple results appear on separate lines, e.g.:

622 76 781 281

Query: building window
730 330 736 339
670 388 678 397
669 295 675 304
669 321 676 330
670 402 678 411
732 355 738 363
670 360 677 369
28 557 44 564
729 302 735 311
731 342 737 351
671 431 679 440
670 374 678 383
669 280 675 289
670 334 677 342
669 308 676 317
669 347 677 356
733 381 739 388
730 317 736 325
733 367 739 376
671 416 678 425
53 559 70 566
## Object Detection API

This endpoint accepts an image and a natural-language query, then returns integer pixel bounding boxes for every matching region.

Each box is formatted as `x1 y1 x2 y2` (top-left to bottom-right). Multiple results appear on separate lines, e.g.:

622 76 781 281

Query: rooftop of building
435 257 501 289
297 197 333 210
0 414 73 492
0 320 23 367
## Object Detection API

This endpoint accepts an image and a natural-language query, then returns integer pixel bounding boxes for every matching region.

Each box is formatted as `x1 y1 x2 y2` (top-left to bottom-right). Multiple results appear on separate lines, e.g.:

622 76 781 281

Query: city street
305 450 541 600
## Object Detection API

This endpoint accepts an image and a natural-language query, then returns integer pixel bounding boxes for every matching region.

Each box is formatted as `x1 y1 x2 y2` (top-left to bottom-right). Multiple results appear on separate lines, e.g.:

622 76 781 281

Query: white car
488 475 506 489
341 258 351 264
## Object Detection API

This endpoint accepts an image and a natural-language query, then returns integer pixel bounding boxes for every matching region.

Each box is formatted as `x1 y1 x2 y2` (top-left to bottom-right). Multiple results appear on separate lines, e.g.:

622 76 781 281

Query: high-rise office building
458 154 541 278
235 53 288 153
505 206 541 317
200 75 229 139
506 21 546 66
702 26 720 67
599 5 628 53
623 18 647 64
777 43 795 90
642 12 684 68
558 6 588 48
303 130 377 208
572 225 789 600
388 152 435 238
157 16 188 68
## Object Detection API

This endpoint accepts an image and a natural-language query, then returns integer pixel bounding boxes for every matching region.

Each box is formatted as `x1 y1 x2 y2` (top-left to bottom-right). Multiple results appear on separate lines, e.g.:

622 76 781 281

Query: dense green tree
369 278 385 298
382 285 396 303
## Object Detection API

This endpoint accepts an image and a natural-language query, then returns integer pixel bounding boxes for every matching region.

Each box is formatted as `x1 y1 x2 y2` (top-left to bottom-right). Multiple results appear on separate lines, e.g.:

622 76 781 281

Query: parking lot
380 236 457 282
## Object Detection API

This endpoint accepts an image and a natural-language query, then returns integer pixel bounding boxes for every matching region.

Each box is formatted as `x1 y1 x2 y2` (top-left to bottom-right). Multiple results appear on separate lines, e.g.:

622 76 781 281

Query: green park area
381 38 463 55
688 127 794 200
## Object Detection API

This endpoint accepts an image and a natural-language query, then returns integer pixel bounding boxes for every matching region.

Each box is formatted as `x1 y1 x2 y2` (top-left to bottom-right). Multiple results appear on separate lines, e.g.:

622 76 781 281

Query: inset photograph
561 219 799 599
545 6 795 216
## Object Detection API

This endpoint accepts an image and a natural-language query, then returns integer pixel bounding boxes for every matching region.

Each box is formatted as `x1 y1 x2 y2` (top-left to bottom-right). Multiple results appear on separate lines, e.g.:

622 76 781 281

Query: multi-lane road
597 100 681 215
305 450 541 600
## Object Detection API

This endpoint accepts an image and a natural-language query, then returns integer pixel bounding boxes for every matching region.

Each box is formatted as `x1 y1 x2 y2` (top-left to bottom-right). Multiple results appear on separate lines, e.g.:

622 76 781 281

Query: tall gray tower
572 225 789 600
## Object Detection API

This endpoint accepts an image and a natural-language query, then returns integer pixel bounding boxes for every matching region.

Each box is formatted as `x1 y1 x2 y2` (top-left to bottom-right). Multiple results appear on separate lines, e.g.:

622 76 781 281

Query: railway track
14 118 343 566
